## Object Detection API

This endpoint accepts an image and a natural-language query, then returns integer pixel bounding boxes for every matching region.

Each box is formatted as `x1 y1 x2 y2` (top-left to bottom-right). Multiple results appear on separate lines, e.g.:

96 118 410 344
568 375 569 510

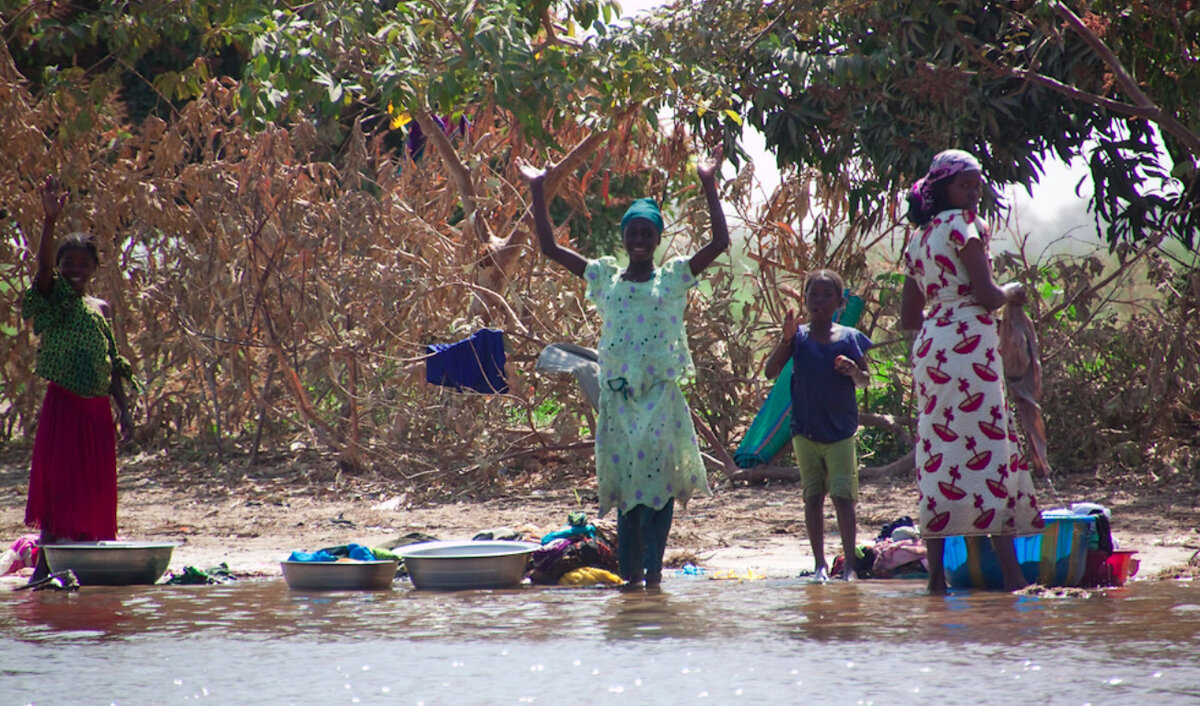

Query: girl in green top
22 176 134 583
521 148 729 589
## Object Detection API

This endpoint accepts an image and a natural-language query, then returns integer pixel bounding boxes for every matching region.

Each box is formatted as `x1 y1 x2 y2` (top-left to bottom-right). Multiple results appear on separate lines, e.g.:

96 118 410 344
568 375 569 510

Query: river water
1 577 1197 705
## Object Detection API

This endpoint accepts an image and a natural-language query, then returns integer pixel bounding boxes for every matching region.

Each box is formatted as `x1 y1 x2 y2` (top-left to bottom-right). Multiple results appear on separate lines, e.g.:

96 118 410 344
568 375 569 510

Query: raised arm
763 309 799 380
520 162 586 278
35 176 67 295
688 148 730 276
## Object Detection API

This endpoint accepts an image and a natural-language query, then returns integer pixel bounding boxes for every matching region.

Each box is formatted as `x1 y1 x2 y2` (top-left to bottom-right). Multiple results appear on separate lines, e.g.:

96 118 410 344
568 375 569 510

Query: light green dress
584 256 710 518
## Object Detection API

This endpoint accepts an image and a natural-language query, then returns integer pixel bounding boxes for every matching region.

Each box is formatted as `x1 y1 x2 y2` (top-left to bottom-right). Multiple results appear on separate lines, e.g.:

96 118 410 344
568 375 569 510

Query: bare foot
810 566 830 583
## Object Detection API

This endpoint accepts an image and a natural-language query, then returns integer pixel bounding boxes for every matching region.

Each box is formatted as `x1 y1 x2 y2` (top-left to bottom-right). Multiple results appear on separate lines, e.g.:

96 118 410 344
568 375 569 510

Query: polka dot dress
585 256 709 518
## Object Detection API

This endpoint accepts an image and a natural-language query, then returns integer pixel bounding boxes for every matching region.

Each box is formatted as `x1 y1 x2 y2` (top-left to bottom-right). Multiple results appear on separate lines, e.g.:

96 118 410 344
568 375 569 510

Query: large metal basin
42 541 177 586
399 540 538 590
280 560 398 591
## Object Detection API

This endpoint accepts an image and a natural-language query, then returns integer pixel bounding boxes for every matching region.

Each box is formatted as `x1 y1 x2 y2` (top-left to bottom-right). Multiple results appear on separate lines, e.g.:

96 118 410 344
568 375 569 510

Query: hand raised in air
41 176 67 220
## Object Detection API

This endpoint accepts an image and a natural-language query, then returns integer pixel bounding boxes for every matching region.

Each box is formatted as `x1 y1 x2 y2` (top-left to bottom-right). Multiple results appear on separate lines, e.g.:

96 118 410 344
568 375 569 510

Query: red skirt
25 382 118 541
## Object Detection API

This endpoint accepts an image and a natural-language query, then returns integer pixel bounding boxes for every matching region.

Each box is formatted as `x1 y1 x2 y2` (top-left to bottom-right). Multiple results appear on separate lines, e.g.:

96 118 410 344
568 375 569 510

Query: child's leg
643 499 675 587
825 436 860 580
925 536 947 594
990 535 1028 591
831 496 857 580
616 506 648 585
803 494 827 576
793 435 829 577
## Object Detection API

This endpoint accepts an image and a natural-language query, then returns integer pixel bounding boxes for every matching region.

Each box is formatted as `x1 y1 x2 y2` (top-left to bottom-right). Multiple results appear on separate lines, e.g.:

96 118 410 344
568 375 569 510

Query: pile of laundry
528 511 622 587
831 516 929 580
0 534 40 577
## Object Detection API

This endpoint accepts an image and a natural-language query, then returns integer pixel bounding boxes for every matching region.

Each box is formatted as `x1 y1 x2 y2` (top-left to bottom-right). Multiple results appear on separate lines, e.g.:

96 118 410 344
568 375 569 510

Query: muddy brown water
1 577 1197 705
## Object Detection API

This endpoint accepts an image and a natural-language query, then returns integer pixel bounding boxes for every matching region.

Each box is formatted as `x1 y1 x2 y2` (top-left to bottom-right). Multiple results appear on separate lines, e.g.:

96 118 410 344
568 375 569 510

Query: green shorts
791 434 858 501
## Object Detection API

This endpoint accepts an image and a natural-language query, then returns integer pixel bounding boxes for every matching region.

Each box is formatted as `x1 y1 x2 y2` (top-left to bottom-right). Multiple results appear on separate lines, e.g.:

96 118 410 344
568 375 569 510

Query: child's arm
688 147 730 276
519 162 587 278
835 354 870 389
763 309 799 380
35 176 67 296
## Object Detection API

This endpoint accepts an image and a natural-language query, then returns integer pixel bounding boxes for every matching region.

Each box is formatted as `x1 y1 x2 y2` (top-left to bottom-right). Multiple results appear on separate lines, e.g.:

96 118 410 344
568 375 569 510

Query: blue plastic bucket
944 510 1096 589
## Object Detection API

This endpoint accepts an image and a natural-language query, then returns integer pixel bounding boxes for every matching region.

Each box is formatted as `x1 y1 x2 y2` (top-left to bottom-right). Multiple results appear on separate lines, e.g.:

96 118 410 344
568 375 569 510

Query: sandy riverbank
3 451 1196 585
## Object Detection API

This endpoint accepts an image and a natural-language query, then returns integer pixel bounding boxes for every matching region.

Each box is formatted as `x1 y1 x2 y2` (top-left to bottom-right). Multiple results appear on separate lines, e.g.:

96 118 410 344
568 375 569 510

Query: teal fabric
620 197 663 234
287 550 338 562
541 523 596 545
734 358 795 468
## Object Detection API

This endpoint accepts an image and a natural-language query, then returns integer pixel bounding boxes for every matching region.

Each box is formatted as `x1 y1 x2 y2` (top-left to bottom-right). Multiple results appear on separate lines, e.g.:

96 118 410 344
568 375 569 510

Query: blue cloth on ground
425 328 508 393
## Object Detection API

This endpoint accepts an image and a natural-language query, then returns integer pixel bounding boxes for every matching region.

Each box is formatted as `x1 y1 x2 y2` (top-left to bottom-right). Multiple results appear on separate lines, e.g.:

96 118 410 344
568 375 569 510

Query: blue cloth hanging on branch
425 328 509 394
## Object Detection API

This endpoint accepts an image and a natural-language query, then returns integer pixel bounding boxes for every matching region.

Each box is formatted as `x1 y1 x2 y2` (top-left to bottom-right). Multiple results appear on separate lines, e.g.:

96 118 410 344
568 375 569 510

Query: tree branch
1049 1 1200 158
414 107 488 243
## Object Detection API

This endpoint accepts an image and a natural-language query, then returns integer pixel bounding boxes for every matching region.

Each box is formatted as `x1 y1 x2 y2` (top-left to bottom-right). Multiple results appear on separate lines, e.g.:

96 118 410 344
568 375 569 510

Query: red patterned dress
904 209 1043 538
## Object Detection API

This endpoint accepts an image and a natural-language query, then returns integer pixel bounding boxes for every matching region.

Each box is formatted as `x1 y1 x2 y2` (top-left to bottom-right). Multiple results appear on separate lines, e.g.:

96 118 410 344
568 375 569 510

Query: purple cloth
789 325 873 443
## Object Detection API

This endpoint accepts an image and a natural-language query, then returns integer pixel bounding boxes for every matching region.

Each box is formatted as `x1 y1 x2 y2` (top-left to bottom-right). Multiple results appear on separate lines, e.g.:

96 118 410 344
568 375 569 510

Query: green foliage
624 0 1199 249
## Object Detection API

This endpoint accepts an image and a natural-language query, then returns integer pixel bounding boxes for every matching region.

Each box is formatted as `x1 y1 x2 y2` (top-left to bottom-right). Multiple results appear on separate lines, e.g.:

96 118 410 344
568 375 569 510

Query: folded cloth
872 538 929 576
370 547 401 561
540 523 596 545
425 328 508 393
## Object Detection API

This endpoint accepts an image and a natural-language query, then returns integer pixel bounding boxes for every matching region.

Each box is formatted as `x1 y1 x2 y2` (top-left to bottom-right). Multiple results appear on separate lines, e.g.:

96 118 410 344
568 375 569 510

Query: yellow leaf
390 112 412 129
724 109 742 125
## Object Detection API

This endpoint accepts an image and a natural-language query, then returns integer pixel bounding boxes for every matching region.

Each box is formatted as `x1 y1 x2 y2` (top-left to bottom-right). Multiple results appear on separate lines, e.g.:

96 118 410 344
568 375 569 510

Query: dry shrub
996 239 1200 477
0 55 812 491
3 44 1193 495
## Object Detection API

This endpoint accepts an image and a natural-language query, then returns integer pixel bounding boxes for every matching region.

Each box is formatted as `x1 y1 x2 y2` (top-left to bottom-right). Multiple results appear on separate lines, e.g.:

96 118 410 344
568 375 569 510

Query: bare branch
414 107 487 242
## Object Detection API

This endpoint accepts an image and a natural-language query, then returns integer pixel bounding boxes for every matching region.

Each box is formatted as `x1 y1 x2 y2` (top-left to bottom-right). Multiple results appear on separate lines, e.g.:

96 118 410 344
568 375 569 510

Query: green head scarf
620 197 664 235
